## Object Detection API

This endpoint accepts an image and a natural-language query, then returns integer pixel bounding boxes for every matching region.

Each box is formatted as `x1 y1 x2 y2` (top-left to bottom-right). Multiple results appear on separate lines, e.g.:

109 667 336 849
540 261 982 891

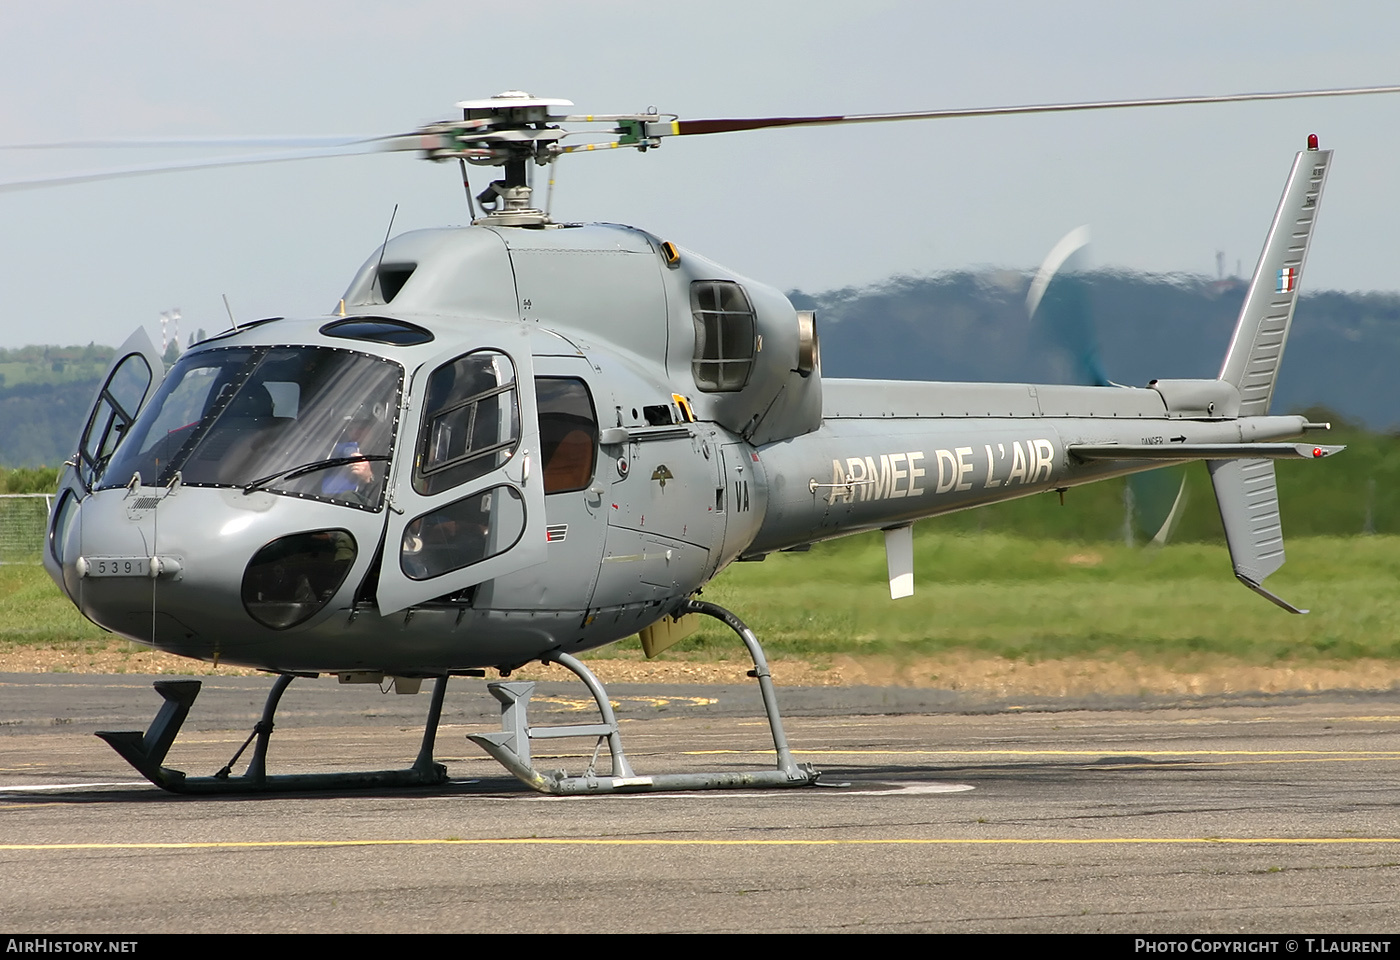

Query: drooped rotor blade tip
0 141 392 193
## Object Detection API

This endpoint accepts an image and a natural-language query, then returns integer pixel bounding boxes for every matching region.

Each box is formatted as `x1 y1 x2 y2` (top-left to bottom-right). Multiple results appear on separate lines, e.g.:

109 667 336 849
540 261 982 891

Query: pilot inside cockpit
321 418 379 505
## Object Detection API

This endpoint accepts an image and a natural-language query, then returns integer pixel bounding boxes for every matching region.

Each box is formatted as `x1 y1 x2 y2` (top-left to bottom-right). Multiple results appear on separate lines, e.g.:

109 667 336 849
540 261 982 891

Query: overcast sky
2 0 1399 349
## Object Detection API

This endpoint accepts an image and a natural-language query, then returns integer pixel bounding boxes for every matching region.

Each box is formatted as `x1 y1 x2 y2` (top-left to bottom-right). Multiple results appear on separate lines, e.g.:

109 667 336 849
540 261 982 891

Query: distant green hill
0 345 115 469
0 344 115 391
794 271 1400 432
0 381 101 469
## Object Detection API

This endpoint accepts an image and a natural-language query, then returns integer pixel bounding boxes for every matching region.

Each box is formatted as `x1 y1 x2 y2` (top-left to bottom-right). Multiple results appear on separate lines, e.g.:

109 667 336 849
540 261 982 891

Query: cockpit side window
690 280 756 393
77 352 153 488
413 350 520 497
537 378 597 495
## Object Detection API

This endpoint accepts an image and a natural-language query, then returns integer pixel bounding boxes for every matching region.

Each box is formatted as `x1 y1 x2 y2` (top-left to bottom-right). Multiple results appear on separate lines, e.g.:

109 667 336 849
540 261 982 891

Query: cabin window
414 350 520 497
243 530 358 629
537 378 598 494
400 486 524 580
690 280 756 392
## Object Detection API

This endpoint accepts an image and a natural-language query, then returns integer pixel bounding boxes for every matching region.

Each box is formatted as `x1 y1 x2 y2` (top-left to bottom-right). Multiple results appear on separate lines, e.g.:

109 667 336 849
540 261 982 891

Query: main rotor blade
667 84 1400 136
0 140 398 193
0 135 379 150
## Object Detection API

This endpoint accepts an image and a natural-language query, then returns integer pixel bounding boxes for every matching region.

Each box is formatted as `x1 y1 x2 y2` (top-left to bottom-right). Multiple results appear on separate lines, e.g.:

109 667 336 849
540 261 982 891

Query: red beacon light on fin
1313 447 1324 458
1307 133 1319 150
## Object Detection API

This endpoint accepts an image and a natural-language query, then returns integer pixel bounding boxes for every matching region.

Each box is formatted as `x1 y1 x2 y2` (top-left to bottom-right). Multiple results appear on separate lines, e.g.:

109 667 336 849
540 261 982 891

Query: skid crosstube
467 603 820 795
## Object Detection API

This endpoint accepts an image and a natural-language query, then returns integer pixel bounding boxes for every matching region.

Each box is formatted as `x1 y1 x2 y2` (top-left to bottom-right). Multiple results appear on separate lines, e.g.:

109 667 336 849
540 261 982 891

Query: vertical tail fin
1210 140 1332 614
1218 141 1331 415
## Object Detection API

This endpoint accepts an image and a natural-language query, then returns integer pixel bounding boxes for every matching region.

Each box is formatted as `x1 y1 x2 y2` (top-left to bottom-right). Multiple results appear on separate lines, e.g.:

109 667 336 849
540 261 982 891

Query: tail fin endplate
1208 458 1306 614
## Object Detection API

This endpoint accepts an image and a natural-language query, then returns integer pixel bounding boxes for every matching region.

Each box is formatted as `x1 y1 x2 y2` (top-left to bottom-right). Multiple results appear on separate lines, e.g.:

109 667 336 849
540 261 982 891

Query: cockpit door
376 328 548 614
58 326 166 500
46 326 166 599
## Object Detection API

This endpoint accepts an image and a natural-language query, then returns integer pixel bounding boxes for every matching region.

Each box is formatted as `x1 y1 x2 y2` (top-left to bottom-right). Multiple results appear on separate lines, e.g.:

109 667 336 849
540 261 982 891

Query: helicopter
20 85 1397 796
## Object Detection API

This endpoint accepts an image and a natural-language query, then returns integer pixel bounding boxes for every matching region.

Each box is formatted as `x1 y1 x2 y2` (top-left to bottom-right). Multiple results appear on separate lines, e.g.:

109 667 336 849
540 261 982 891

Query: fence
0 493 53 564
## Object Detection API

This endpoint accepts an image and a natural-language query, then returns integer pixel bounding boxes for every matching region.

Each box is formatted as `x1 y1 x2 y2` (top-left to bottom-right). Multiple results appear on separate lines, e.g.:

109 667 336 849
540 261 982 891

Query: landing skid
96 673 450 794
468 600 820 794
98 601 816 796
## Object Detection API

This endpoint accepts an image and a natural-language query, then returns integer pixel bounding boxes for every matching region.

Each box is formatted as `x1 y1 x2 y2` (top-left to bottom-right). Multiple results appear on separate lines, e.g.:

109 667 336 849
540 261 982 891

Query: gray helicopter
28 88 1394 796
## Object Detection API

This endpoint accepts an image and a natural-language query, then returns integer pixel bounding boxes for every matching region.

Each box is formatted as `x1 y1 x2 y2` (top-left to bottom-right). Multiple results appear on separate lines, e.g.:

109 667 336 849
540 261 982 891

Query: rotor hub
432 92 575 226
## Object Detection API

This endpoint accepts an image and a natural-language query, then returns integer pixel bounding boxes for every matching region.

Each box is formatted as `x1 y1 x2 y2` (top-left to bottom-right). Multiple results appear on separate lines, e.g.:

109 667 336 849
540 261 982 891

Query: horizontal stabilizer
1069 442 1343 461
1208 458 1306 614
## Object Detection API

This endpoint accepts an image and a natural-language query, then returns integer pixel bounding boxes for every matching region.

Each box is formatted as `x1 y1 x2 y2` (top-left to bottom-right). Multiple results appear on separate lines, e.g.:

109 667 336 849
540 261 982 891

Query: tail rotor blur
1028 226 1187 545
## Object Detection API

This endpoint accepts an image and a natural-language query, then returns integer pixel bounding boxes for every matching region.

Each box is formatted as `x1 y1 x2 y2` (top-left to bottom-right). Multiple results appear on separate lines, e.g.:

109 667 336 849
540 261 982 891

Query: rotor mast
410 91 667 227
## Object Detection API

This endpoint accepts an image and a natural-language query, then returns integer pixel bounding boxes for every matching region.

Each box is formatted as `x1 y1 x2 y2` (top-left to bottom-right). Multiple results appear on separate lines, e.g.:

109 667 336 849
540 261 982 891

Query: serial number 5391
83 557 149 577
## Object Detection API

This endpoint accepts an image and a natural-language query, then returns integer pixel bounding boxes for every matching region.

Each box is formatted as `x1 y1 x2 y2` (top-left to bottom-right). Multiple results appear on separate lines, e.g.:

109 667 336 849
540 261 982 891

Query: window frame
412 349 522 497
690 280 757 393
536 376 599 495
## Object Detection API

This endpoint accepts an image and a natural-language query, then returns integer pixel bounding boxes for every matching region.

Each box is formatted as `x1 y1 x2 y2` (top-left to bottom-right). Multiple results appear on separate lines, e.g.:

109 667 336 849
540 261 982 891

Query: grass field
614 530 1400 666
5 531 1397 669
0 563 106 648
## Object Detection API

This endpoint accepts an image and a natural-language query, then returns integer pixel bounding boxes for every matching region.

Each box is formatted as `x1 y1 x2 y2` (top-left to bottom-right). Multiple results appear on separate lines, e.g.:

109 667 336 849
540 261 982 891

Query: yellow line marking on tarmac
5 837 1400 852
686 749 1400 758
1318 716 1400 723
531 695 718 712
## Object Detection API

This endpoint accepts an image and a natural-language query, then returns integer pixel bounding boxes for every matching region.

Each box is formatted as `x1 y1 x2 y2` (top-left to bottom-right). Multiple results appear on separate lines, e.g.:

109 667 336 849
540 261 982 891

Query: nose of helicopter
48 486 385 662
